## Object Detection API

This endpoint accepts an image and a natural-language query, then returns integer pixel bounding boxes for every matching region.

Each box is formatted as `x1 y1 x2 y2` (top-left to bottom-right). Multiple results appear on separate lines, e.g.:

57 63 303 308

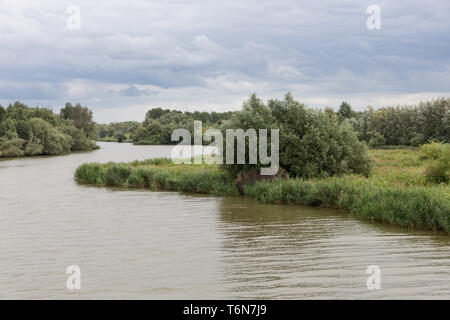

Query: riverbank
74 149 450 233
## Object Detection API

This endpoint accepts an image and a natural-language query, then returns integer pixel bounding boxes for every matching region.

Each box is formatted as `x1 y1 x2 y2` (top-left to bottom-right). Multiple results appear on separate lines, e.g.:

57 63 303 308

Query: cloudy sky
0 0 449 122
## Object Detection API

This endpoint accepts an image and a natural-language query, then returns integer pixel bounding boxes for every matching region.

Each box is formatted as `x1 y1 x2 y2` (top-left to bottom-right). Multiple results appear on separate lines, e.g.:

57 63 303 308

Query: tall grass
74 159 238 195
244 177 450 232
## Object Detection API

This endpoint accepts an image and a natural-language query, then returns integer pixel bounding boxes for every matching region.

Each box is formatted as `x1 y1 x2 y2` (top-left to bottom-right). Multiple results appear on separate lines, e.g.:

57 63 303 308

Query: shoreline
74 149 450 234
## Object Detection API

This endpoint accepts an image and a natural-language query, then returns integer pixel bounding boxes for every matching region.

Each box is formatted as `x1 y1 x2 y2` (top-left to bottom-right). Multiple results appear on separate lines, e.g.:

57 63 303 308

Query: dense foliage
333 98 450 147
96 121 141 142
95 97 449 152
221 93 372 178
0 102 97 158
97 107 233 144
420 142 450 183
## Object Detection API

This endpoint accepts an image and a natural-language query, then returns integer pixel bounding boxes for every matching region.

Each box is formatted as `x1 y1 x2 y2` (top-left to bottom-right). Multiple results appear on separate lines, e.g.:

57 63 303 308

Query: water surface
0 142 449 299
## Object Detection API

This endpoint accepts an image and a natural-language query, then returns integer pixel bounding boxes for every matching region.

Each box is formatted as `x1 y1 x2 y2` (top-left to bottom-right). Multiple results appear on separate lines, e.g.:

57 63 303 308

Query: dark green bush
74 163 104 184
221 93 372 178
425 144 450 183
104 164 132 186
0 102 97 158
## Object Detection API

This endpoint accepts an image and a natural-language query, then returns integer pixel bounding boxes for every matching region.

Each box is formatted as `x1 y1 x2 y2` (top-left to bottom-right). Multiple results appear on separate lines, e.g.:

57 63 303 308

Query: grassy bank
75 158 238 195
75 149 450 233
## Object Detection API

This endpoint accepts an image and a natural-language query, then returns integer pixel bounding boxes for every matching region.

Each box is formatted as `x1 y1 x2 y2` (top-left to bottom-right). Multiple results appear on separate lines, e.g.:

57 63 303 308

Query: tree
60 103 96 138
337 101 355 120
0 105 5 123
222 93 372 178
114 131 126 143
28 118 72 155
0 102 97 158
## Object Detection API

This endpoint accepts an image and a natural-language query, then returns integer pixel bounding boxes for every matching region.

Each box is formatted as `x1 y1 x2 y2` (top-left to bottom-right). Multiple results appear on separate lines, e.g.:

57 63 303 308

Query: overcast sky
0 0 449 123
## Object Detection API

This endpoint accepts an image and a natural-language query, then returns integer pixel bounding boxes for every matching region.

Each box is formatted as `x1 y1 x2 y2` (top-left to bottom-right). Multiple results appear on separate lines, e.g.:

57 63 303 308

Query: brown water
0 142 449 299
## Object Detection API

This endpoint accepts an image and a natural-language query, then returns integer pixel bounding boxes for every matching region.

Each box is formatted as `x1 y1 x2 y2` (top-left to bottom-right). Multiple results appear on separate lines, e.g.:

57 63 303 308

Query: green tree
60 103 96 138
337 101 355 120
222 93 372 178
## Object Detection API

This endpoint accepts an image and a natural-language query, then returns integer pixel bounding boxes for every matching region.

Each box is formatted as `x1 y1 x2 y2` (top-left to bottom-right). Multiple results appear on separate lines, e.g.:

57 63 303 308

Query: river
0 142 449 299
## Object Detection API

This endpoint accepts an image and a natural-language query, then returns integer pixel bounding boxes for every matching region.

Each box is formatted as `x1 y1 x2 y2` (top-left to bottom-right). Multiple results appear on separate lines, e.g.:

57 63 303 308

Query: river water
0 142 449 299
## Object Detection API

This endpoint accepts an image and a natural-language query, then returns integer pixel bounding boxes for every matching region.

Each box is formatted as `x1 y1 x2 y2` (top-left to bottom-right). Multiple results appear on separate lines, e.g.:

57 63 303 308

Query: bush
221 93 373 178
419 141 445 160
425 144 450 183
60 125 97 151
0 102 97 158
0 136 25 157
104 164 132 186
74 163 104 184
369 133 386 148
24 137 44 156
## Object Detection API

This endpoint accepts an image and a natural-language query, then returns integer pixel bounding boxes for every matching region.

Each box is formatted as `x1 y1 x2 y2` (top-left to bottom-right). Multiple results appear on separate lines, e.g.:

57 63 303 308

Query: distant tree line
331 98 449 147
0 102 97 158
96 98 449 149
97 121 141 143
222 94 372 178
97 107 233 145
3 96 446 159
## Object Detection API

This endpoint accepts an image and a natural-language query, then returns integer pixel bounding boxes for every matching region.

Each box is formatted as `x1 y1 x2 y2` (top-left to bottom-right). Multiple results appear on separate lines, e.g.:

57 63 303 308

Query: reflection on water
0 142 449 299
217 198 450 299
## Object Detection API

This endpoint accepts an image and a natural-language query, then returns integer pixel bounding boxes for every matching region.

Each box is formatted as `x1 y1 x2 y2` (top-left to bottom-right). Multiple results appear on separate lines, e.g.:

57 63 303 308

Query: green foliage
425 144 450 183
74 159 238 195
92 96 449 151
60 103 96 139
0 101 97 158
0 136 25 157
354 98 449 147
337 101 355 120
24 136 44 156
104 164 132 186
419 141 445 160
221 93 372 178
59 125 97 151
368 132 386 148
0 105 5 123
28 118 72 155
96 121 140 143
75 163 105 185
98 107 233 145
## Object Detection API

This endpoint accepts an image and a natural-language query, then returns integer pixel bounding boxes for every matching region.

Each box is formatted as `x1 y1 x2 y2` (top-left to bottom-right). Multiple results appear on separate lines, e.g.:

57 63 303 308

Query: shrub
0 136 25 157
74 163 104 184
221 93 373 178
24 137 44 156
0 102 97 158
419 141 444 160
425 145 450 183
104 164 132 186
369 133 386 148
127 169 146 187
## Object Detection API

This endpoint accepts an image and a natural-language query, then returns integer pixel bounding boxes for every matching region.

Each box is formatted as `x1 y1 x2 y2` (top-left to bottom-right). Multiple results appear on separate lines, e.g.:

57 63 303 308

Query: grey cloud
0 0 449 122
119 85 158 97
